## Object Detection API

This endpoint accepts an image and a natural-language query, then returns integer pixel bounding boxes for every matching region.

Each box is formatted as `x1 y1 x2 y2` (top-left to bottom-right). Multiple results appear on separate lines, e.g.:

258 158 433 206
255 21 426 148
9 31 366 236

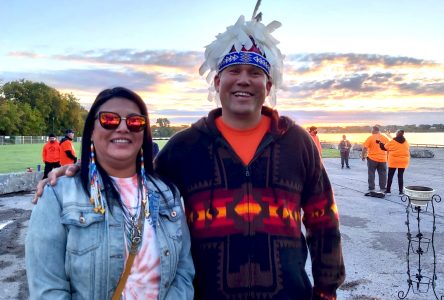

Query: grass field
0 143 81 174
322 148 340 158
0 140 338 173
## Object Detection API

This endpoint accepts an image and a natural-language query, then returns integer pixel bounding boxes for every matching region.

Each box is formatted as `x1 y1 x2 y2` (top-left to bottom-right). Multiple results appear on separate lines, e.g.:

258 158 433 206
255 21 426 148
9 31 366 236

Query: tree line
0 80 87 136
0 80 187 138
151 117 189 138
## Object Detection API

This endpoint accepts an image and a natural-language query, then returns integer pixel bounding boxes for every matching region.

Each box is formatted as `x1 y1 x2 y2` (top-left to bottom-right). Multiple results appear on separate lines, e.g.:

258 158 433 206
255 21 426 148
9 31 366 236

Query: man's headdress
199 0 284 106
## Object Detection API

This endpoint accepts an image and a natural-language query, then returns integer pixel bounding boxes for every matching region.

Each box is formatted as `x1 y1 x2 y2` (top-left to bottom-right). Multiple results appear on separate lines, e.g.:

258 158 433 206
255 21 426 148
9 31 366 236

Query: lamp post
52 117 54 133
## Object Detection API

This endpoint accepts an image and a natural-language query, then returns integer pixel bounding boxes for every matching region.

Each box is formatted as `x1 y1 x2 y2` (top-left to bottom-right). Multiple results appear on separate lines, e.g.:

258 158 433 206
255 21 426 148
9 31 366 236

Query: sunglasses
96 111 147 132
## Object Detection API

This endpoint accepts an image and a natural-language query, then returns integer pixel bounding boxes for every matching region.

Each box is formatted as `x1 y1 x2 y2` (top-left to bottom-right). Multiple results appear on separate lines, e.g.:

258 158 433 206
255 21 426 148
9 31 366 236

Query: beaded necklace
89 144 151 252
113 176 149 249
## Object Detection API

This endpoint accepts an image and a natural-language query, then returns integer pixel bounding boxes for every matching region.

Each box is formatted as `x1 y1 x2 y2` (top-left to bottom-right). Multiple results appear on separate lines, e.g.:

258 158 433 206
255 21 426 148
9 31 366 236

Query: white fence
0 136 82 145
0 136 170 145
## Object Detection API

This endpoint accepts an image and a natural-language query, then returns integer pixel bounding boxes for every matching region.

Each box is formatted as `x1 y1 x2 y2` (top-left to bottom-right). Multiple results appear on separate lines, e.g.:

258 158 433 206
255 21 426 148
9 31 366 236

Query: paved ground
1 149 443 299
327 150 444 300
0 193 31 300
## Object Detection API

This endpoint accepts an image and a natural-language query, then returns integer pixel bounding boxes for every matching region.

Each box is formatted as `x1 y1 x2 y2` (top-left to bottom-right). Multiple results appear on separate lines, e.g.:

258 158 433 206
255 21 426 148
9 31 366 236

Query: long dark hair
80 87 153 199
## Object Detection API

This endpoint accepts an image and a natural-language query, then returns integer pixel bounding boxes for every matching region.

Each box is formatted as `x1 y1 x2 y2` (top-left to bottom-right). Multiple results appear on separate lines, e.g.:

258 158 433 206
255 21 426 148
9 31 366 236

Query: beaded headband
218 39 271 76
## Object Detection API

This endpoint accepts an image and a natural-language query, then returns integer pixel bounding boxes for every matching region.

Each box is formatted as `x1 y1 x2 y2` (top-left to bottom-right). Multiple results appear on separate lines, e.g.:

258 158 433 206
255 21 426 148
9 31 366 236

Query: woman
26 87 194 299
378 130 410 195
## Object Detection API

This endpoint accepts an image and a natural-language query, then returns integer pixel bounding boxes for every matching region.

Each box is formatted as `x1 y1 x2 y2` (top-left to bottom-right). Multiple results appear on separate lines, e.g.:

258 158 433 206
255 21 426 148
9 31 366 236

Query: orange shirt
59 139 76 165
363 133 389 162
215 116 270 165
310 133 322 158
384 139 410 168
42 141 61 163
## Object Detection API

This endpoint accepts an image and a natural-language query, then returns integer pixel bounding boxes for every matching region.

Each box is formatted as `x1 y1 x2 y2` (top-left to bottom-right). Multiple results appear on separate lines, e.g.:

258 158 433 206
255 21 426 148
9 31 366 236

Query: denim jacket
26 174 194 300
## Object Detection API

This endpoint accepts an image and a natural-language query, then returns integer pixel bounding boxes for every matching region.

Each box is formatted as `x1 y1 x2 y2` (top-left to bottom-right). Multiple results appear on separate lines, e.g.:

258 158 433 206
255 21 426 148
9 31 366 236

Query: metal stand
398 194 443 299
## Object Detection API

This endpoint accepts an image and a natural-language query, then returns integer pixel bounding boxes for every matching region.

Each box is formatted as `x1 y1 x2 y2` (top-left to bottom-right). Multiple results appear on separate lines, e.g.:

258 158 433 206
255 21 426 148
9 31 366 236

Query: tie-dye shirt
112 175 160 300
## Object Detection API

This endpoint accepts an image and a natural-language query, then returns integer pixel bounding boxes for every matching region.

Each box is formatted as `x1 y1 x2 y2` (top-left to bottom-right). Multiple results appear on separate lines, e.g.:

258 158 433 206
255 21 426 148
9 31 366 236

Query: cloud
368 72 393 83
51 49 202 69
282 52 444 100
162 73 192 82
286 53 436 74
1 68 162 92
283 73 386 99
8 51 44 59
398 82 444 95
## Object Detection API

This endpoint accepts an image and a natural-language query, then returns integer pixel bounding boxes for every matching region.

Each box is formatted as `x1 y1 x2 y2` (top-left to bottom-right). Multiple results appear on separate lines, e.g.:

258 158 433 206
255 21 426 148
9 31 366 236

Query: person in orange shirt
41 133 61 179
59 129 77 165
362 126 389 191
378 130 410 195
309 126 322 158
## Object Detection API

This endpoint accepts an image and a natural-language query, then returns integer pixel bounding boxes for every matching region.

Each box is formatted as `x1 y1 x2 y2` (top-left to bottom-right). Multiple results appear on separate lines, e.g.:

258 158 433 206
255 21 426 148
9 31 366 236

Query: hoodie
380 136 410 168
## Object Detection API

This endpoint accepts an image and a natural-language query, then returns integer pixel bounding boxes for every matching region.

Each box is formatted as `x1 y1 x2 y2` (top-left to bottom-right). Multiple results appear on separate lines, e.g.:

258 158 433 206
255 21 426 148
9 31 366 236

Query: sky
1 0 444 127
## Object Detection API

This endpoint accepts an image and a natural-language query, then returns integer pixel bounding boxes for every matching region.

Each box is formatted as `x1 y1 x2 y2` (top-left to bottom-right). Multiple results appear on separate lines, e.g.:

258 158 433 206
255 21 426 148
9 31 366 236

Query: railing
0 136 48 145
410 143 444 148
0 136 83 145
319 141 444 149
2 136 443 148
0 136 169 145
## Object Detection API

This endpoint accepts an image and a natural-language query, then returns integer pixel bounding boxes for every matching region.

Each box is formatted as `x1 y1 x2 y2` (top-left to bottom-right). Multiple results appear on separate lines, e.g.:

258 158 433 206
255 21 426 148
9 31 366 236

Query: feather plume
199 9 285 107
252 0 262 21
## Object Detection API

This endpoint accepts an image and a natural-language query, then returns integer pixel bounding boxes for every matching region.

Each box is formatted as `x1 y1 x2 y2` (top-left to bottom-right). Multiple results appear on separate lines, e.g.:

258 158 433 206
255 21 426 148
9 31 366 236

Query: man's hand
361 148 368 161
32 164 80 204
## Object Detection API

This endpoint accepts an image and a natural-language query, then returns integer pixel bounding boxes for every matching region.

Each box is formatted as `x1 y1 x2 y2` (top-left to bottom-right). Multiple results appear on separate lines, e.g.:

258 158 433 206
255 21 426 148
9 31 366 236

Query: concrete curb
0 172 43 195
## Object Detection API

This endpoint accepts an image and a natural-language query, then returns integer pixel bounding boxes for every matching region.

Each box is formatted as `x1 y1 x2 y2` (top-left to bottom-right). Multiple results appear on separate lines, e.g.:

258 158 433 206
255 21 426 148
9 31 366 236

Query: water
318 132 444 145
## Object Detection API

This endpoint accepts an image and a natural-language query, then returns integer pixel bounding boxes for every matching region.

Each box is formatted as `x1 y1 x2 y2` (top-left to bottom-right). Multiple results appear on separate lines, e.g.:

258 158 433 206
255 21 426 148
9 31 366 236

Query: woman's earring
140 148 150 218
89 141 105 214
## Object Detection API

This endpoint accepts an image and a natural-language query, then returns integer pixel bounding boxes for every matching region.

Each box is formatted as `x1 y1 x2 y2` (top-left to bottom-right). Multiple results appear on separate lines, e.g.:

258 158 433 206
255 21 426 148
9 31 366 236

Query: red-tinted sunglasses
96 111 147 132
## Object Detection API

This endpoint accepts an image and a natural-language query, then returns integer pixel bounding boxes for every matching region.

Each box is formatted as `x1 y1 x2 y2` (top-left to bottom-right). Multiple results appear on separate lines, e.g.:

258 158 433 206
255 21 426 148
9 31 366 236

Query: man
338 135 352 169
36 6 345 300
59 129 77 165
362 126 389 191
309 126 323 158
41 133 61 179
155 11 344 300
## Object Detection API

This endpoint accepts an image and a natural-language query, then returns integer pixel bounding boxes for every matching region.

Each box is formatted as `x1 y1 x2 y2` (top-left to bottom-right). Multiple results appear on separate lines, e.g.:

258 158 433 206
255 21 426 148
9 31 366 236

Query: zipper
243 134 275 296
250 133 274 164
218 132 276 295
244 165 253 295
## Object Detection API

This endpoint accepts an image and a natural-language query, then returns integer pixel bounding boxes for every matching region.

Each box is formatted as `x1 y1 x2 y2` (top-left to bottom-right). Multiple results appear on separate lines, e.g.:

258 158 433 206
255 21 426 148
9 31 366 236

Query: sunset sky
1 0 443 127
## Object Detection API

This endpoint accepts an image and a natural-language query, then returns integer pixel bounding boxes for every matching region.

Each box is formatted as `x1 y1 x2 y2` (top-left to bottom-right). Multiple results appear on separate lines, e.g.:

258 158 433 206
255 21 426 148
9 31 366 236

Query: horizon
1 0 443 127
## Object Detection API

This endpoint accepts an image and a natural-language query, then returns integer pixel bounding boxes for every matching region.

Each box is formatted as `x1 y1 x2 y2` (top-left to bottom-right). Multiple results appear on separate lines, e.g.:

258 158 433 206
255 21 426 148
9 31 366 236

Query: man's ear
266 78 272 96
214 74 221 93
